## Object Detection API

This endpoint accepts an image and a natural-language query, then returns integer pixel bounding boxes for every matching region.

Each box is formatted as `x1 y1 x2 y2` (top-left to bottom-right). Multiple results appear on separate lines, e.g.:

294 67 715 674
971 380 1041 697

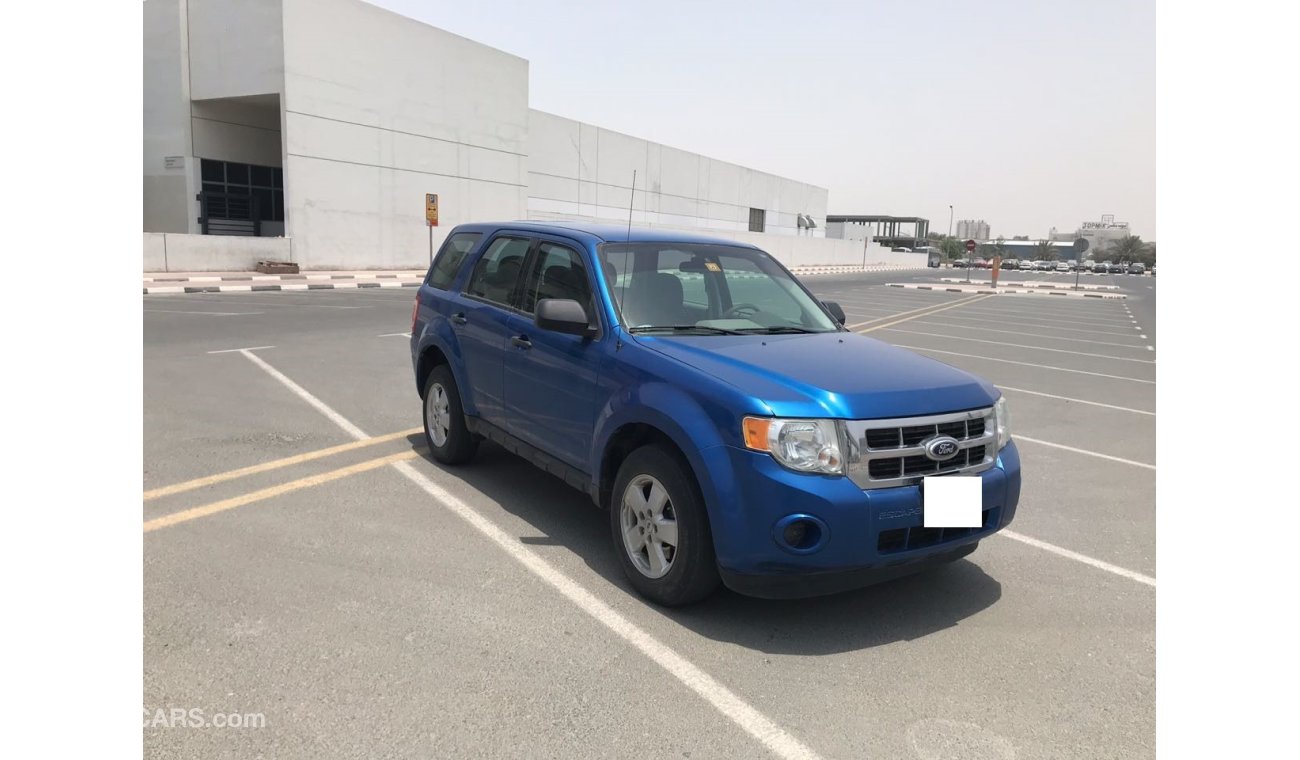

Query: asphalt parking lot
143 268 1156 759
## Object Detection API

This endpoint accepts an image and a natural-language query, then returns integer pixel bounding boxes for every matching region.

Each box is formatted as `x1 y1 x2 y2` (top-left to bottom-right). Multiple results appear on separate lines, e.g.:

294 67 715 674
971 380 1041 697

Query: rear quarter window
427 232 484 290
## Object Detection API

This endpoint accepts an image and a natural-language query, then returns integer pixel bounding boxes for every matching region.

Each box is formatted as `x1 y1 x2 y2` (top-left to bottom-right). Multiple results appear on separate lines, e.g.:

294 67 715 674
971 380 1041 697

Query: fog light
773 514 827 554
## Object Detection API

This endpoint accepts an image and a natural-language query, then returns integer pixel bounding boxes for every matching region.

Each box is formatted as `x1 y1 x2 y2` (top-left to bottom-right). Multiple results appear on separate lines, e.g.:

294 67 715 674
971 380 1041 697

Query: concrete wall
187 0 283 100
527 110 828 239
191 95 282 168
143 0 196 233
280 0 529 269
144 233 292 272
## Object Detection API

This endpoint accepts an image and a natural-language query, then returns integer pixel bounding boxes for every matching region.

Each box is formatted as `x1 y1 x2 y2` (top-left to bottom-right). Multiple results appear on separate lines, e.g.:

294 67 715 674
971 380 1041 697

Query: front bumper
695 440 1021 599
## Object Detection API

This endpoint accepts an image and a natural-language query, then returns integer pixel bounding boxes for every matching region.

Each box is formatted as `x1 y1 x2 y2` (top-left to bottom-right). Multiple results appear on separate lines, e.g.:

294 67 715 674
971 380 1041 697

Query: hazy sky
367 0 1155 240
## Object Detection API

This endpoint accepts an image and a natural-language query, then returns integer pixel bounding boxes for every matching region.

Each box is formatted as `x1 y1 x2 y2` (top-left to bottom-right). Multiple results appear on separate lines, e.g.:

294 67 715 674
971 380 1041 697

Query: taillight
411 297 419 332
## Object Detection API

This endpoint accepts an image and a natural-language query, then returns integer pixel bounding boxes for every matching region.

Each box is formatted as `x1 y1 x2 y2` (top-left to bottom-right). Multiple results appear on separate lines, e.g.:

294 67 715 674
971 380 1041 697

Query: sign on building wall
164 156 185 170
425 193 439 226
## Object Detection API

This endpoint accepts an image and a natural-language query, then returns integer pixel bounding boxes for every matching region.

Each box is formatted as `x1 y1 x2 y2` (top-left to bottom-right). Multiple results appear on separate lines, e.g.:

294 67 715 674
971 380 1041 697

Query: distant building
825 215 930 250
1074 215 1133 256
955 219 990 241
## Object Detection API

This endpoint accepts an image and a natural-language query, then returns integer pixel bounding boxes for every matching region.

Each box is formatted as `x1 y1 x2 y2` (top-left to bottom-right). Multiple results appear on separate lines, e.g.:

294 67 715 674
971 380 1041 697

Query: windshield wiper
627 325 746 335
736 326 820 334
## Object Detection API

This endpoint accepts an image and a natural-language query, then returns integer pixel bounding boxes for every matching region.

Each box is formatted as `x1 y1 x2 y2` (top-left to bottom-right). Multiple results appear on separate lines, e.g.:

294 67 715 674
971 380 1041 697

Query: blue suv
411 222 1021 606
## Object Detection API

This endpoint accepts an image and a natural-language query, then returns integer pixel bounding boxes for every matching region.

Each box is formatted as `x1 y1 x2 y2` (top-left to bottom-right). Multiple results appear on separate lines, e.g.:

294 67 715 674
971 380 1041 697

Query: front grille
845 406 997 489
877 507 1001 554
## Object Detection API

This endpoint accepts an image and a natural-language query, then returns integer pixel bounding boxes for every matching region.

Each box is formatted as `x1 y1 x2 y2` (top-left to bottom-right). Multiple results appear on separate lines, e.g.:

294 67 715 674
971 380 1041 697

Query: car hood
633 331 999 419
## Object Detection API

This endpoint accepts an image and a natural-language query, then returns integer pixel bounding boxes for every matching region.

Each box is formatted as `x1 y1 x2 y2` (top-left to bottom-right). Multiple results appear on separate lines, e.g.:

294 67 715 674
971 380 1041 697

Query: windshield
597 242 840 334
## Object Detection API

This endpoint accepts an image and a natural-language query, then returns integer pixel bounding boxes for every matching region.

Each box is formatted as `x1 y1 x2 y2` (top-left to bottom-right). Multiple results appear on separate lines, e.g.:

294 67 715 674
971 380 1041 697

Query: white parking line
996 386 1154 416
908 320 1149 349
206 345 275 354
233 351 824 760
955 309 1136 328
999 531 1155 587
878 328 1155 364
144 309 264 316
239 349 370 440
913 313 1143 338
891 345 1156 384
379 332 412 338
1014 434 1155 470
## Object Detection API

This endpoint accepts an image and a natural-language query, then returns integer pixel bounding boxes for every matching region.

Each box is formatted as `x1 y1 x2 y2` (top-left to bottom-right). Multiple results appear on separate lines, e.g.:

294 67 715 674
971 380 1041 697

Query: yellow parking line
144 450 422 533
858 294 997 333
143 427 422 501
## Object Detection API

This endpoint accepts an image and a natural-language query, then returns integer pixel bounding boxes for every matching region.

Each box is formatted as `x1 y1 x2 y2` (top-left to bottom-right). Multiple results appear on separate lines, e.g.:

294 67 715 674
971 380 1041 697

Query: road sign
965 239 977 252
425 193 439 226
1073 237 1090 254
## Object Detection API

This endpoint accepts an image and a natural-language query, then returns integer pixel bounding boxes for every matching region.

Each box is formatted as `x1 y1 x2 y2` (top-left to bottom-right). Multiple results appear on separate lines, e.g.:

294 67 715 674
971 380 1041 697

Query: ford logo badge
924 436 961 462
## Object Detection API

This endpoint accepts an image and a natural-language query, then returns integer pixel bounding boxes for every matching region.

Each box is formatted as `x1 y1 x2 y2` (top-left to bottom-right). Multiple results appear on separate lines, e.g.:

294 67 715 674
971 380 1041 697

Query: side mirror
535 298 595 337
822 301 846 326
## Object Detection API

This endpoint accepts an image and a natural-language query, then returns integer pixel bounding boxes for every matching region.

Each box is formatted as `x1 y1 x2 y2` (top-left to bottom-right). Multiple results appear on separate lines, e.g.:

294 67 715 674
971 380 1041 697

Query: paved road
143 269 1156 759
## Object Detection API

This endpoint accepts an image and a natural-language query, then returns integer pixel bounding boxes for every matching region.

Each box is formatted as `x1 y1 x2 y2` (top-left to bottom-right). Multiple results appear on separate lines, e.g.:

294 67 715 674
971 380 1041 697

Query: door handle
450 313 468 325
511 335 532 349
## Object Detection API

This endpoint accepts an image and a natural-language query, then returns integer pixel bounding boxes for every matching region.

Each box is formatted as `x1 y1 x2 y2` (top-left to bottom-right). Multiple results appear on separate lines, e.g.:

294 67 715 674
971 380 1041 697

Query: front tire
610 444 720 606
423 364 478 465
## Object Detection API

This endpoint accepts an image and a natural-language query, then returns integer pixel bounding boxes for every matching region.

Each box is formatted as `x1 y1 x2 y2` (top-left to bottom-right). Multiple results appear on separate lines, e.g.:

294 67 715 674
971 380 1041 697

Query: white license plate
922 476 981 528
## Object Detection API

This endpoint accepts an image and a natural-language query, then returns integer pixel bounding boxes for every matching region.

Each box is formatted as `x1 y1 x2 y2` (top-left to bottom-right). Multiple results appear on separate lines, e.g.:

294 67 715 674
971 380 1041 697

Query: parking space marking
1014 434 1155 470
233 350 825 760
996 386 1154 416
1000 530 1156 587
207 345 275 354
144 309 265 316
843 297 977 329
878 328 1156 364
891 345 1156 384
909 320 1149 349
392 460 823 760
952 309 1135 328
143 427 422 501
909 313 1143 338
144 450 421 532
379 332 412 338
857 294 997 333
239 349 370 439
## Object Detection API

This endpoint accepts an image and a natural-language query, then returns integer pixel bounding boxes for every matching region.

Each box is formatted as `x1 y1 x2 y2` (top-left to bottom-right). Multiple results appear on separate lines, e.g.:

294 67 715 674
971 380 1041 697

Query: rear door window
426 232 483 290
464 236 533 308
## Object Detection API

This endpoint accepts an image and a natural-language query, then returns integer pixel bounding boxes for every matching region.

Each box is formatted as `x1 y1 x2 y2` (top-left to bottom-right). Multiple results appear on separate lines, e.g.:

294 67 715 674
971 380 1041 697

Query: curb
792 266 927 276
143 272 424 283
937 278 1120 291
886 283 1127 299
144 281 421 294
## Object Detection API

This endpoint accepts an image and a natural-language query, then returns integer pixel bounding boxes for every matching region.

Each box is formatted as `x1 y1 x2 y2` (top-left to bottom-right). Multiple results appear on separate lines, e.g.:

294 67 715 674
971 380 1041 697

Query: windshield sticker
705 261 722 272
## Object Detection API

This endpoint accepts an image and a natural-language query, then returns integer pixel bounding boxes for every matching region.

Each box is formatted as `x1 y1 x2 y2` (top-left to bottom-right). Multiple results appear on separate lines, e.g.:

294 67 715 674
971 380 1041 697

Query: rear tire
610 444 720 606
423 364 478 465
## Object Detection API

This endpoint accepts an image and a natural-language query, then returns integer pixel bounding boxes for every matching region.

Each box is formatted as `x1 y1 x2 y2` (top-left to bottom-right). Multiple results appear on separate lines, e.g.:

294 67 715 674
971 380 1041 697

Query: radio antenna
626 170 636 242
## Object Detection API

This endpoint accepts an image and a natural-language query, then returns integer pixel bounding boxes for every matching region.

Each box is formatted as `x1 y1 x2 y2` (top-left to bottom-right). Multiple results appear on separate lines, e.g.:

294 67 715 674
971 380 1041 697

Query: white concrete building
955 219 990 241
143 0 903 271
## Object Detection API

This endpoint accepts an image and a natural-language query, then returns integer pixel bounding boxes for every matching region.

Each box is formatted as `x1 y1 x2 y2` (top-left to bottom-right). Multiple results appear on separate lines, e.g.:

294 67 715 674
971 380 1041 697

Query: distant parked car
1018 260 1036 271
1082 260 1096 272
1108 262 1126 274
1055 261 1070 272
1002 259 1019 270
1067 260 1080 271
1127 262 1146 275
952 259 968 268
1032 261 1050 271
973 258 989 269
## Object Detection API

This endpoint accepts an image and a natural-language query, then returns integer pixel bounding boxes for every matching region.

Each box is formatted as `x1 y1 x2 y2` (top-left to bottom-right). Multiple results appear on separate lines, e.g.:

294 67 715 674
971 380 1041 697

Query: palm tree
1111 235 1145 263
1033 239 1057 261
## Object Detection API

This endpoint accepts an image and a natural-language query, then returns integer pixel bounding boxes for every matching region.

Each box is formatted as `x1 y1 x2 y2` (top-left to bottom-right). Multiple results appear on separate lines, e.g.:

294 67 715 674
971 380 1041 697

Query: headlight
742 417 843 475
994 396 1011 449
